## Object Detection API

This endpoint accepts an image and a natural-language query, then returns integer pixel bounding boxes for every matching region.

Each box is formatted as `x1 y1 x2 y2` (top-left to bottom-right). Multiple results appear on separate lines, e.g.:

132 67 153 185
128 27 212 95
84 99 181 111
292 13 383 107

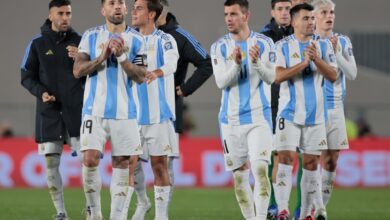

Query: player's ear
101 7 106 17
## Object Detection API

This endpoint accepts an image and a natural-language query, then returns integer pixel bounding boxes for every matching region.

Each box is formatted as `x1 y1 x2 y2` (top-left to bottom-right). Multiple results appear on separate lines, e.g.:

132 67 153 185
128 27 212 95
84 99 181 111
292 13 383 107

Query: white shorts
326 108 349 150
275 118 327 155
80 115 142 156
219 122 273 171
139 120 178 160
38 132 80 155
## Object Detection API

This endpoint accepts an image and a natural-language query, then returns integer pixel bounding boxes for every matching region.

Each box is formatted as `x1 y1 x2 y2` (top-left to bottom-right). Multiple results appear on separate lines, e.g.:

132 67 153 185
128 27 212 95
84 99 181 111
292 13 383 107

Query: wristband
116 53 127 63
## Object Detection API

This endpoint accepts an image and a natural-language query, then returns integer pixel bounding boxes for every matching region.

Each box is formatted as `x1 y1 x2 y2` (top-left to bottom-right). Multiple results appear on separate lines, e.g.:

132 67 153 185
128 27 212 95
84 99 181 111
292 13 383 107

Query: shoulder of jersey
154 29 172 41
83 25 105 35
275 35 293 47
253 32 274 45
335 33 351 42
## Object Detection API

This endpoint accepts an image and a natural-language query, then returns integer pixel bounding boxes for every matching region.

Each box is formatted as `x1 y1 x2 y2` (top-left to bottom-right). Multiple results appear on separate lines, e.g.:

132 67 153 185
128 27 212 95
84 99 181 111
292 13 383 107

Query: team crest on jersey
164 42 173 50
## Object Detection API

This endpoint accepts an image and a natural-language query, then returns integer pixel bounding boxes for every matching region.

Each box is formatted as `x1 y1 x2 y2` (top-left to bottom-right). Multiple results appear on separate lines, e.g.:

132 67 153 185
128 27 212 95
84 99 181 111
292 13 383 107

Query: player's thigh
109 119 142 157
247 123 273 164
219 123 247 171
167 122 180 158
301 123 327 156
326 108 349 150
80 115 107 153
275 118 301 152
38 141 63 155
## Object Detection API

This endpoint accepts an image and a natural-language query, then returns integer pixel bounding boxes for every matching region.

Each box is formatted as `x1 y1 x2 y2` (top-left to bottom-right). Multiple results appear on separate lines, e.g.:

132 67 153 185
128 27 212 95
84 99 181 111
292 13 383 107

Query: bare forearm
314 58 337 82
73 58 103 78
275 62 308 84
120 61 146 84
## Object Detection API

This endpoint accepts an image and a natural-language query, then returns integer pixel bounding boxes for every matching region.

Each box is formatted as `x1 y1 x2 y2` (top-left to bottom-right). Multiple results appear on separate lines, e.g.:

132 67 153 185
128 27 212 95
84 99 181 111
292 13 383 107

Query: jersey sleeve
78 30 90 55
322 39 338 70
338 36 357 80
160 34 179 76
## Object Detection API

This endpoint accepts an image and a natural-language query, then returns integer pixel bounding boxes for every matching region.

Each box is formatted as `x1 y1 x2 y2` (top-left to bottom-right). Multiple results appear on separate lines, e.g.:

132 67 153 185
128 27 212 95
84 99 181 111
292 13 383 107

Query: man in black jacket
20 1 82 219
130 0 213 219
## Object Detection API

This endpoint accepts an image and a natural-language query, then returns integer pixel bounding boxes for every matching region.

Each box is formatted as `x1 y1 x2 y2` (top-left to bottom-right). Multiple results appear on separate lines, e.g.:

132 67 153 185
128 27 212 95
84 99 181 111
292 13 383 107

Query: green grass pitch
0 188 389 219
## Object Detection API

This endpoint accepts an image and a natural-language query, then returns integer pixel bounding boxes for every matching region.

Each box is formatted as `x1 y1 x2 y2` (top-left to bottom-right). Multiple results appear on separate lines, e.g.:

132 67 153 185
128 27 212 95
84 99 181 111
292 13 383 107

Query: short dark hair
160 0 169 7
271 0 292 9
290 3 314 19
224 0 249 12
135 0 163 22
49 0 71 9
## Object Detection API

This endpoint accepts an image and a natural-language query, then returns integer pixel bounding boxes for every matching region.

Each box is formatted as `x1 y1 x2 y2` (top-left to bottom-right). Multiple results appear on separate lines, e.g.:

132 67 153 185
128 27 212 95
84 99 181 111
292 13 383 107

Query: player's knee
45 154 61 169
302 156 318 171
112 156 130 168
278 152 294 165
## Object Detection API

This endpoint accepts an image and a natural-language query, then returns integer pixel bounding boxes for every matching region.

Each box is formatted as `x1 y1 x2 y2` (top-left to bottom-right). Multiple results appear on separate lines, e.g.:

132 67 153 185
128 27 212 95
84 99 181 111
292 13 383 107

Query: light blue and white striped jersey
211 31 276 128
78 25 143 119
133 29 179 125
276 34 338 125
324 33 356 109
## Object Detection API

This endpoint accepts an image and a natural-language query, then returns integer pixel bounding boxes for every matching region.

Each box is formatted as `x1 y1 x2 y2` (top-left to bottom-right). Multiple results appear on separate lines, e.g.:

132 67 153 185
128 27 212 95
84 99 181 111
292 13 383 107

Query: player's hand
110 38 125 57
42 92 56 103
176 86 183 96
97 41 111 64
330 36 338 53
66 45 78 59
233 46 242 65
306 43 319 62
249 44 261 64
145 71 157 84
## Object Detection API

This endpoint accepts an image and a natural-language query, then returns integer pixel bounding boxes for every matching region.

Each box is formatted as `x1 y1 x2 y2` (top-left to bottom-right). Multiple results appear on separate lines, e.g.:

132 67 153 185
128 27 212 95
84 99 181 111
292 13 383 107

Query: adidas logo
45 49 54 55
260 192 269 197
49 186 58 192
308 190 316 195
319 139 327 147
278 181 286 187
86 189 96 193
163 145 172 152
291 52 300 59
156 196 164 201
115 192 127 197
260 151 267 156
341 139 348 146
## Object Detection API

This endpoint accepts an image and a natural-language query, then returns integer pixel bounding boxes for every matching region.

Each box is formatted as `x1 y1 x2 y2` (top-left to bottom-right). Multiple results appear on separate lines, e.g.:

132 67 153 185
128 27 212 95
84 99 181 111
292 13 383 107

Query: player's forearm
120 61 146 84
73 58 103 79
253 61 275 85
214 63 241 89
336 52 357 80
275 62 308 84
314 58 338 82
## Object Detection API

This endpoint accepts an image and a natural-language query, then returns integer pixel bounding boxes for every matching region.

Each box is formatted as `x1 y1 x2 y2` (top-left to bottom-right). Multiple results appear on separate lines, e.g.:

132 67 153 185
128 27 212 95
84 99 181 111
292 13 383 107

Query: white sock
275 164 293 212
120 186 134 220
154 185 171 219
300 169 320 219
45 155 66 214
134 161 149 205
168 157 175 203
251 160 270 220
110 168 129 219
321 169 336 206
82 165 102 217
233 169 255 219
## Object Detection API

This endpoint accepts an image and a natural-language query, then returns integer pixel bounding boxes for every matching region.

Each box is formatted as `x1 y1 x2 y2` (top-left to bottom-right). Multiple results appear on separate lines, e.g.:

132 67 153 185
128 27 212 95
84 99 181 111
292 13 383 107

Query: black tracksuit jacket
21 19 83 143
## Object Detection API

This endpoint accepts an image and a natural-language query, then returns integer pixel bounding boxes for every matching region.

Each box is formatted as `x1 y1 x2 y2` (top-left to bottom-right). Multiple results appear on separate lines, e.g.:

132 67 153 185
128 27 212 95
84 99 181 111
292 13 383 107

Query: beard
108 14 124 25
